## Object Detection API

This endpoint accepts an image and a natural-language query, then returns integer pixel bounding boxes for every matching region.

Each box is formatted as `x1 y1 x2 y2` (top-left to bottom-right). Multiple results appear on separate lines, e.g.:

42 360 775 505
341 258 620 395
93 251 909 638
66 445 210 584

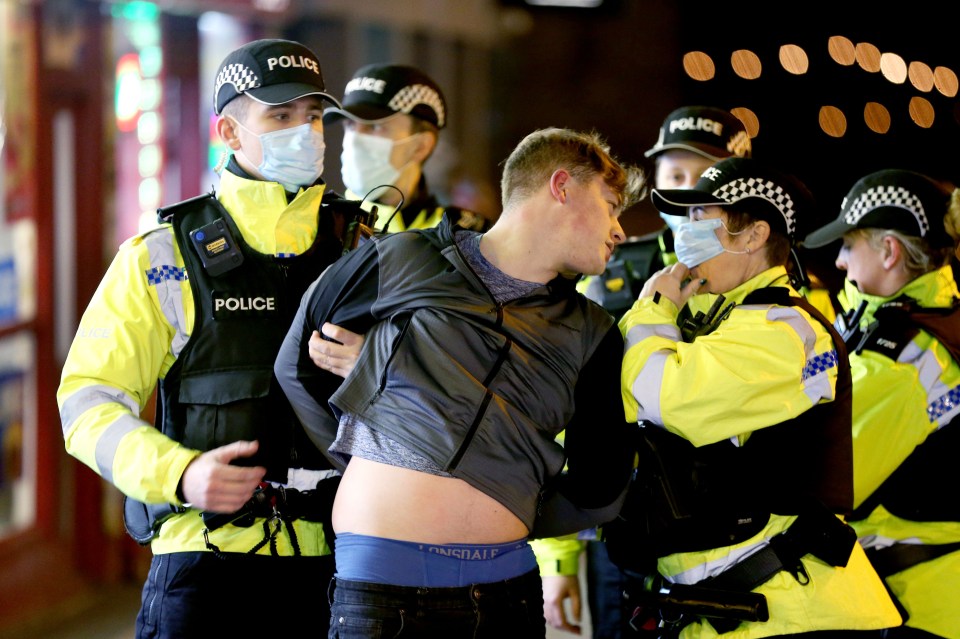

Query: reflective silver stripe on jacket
669 536 771 586
623 322 681 424
748 304 836 404
898 340 960 428
143 229 190 358
857 532 906 552
60 384 146 482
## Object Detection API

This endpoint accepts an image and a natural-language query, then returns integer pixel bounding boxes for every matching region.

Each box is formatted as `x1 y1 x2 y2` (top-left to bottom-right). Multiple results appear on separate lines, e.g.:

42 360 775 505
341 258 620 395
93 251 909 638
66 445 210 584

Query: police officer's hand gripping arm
58 235 265 513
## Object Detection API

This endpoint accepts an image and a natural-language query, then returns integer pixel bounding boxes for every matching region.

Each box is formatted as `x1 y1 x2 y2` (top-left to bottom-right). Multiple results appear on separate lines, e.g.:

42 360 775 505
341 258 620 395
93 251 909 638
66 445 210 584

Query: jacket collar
839 264 960 323
219 161 327 256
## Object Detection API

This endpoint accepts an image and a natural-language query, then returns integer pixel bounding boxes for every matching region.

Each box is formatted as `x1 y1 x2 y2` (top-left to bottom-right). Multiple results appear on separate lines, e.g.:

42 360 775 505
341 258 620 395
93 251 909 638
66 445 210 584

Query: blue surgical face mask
674 217 748 268
659 211 687 234
235 120 325 192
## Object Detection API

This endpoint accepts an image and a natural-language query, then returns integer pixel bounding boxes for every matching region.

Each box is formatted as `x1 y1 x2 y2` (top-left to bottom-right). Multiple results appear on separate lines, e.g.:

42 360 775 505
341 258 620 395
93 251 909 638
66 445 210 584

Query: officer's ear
749 219 771 248
217 116 243 151
881 235 903 270
411 129 438 164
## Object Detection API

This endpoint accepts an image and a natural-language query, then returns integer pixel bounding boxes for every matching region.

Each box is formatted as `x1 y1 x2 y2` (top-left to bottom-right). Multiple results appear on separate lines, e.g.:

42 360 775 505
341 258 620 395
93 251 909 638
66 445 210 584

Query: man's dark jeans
328 568 546 638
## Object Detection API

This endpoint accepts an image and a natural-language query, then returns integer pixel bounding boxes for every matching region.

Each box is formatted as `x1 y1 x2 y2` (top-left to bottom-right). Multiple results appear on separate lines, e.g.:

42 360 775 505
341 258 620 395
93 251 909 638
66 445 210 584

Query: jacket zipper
448 302 508 469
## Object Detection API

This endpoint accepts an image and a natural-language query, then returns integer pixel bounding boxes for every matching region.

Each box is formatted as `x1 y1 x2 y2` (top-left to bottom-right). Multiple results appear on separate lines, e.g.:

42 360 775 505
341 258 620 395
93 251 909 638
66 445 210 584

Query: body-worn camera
189 218 243 276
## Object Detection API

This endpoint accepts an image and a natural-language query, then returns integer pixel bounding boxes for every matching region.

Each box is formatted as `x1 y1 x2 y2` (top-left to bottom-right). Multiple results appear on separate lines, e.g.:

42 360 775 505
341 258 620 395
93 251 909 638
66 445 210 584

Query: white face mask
234 120 325 192
340 130 417 199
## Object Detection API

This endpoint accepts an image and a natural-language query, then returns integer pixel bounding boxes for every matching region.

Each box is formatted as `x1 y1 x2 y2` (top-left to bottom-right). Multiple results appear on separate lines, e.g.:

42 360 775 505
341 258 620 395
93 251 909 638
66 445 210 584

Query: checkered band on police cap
803 169 952 248
215 62 260 100
713 176 797 237
388 83 446 127
213 39 339 115
651 158 811 240
323 63 447 128
843 185 927 233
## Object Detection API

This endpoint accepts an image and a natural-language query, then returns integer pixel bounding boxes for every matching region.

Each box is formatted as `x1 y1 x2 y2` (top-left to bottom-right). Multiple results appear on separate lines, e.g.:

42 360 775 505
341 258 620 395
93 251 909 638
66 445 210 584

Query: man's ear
217 116 242 151
549 169 570 204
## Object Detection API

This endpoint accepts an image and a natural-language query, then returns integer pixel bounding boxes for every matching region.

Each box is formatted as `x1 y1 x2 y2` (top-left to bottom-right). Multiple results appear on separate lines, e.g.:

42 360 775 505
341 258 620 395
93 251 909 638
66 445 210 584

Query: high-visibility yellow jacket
841 266 960 639
57 169 334 556
619 266 902 638
537 280 838 581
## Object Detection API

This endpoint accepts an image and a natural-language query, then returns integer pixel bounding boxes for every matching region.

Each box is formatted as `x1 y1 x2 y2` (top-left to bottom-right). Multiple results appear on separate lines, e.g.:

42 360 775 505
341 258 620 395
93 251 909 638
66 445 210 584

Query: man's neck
480 223 555 285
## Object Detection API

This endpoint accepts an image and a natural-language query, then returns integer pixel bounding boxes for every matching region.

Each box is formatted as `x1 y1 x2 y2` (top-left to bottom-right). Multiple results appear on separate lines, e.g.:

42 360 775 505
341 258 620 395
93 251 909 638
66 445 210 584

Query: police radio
342 204 378 255
189 218 244 277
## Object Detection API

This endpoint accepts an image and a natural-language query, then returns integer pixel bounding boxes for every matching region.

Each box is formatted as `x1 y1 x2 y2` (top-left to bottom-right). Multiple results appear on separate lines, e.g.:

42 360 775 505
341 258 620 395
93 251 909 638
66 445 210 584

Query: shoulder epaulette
909 301 960 366
157 191 217 224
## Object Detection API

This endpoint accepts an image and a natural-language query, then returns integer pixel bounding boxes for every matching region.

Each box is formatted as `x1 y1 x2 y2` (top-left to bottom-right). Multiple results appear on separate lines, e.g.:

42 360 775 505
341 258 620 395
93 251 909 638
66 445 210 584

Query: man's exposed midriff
332 457 529 543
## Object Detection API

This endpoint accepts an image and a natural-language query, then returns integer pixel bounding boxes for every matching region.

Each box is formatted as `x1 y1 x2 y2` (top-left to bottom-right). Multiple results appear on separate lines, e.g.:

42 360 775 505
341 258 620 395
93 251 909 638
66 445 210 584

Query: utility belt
624 503 857 636
123 473 341 556
200 481 335 531
201 479 341 557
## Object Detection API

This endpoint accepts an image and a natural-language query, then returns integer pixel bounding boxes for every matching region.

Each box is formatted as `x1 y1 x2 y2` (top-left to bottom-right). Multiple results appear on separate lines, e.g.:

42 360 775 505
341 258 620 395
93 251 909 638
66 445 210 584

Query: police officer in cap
58 38 355 637
805 170 960 639
324 62 491 233
611 157 902 637
582 105 752 318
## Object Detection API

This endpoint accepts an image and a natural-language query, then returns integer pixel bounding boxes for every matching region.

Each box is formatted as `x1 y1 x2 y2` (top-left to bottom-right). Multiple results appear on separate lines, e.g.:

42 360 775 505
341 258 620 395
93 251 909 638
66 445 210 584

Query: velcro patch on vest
212 292 278 319
858 319 914 360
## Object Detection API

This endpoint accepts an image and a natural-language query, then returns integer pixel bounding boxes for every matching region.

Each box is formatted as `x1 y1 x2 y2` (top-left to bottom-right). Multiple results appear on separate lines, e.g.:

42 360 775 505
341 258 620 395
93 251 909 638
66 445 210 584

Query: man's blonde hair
500 128 646 211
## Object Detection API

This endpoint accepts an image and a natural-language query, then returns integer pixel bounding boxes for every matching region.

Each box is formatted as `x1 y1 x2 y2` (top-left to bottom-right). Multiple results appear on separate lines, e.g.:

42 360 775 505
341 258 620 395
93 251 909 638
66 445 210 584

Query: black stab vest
157 192 346 482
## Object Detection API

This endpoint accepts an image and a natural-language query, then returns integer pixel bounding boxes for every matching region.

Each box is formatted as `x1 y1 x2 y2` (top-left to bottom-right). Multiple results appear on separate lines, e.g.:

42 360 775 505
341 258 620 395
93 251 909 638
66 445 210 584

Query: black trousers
135 551 334 638
585 540 631 639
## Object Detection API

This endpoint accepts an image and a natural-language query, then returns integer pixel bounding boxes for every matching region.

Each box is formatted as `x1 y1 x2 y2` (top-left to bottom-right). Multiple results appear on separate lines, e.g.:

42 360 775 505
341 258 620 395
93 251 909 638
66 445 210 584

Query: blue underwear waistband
334 532 537 587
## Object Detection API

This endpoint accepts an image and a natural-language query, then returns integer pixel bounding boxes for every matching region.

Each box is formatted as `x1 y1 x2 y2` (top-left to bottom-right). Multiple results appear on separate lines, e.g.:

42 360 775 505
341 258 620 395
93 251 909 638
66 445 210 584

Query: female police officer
614 157 902 637
804 169 960 639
